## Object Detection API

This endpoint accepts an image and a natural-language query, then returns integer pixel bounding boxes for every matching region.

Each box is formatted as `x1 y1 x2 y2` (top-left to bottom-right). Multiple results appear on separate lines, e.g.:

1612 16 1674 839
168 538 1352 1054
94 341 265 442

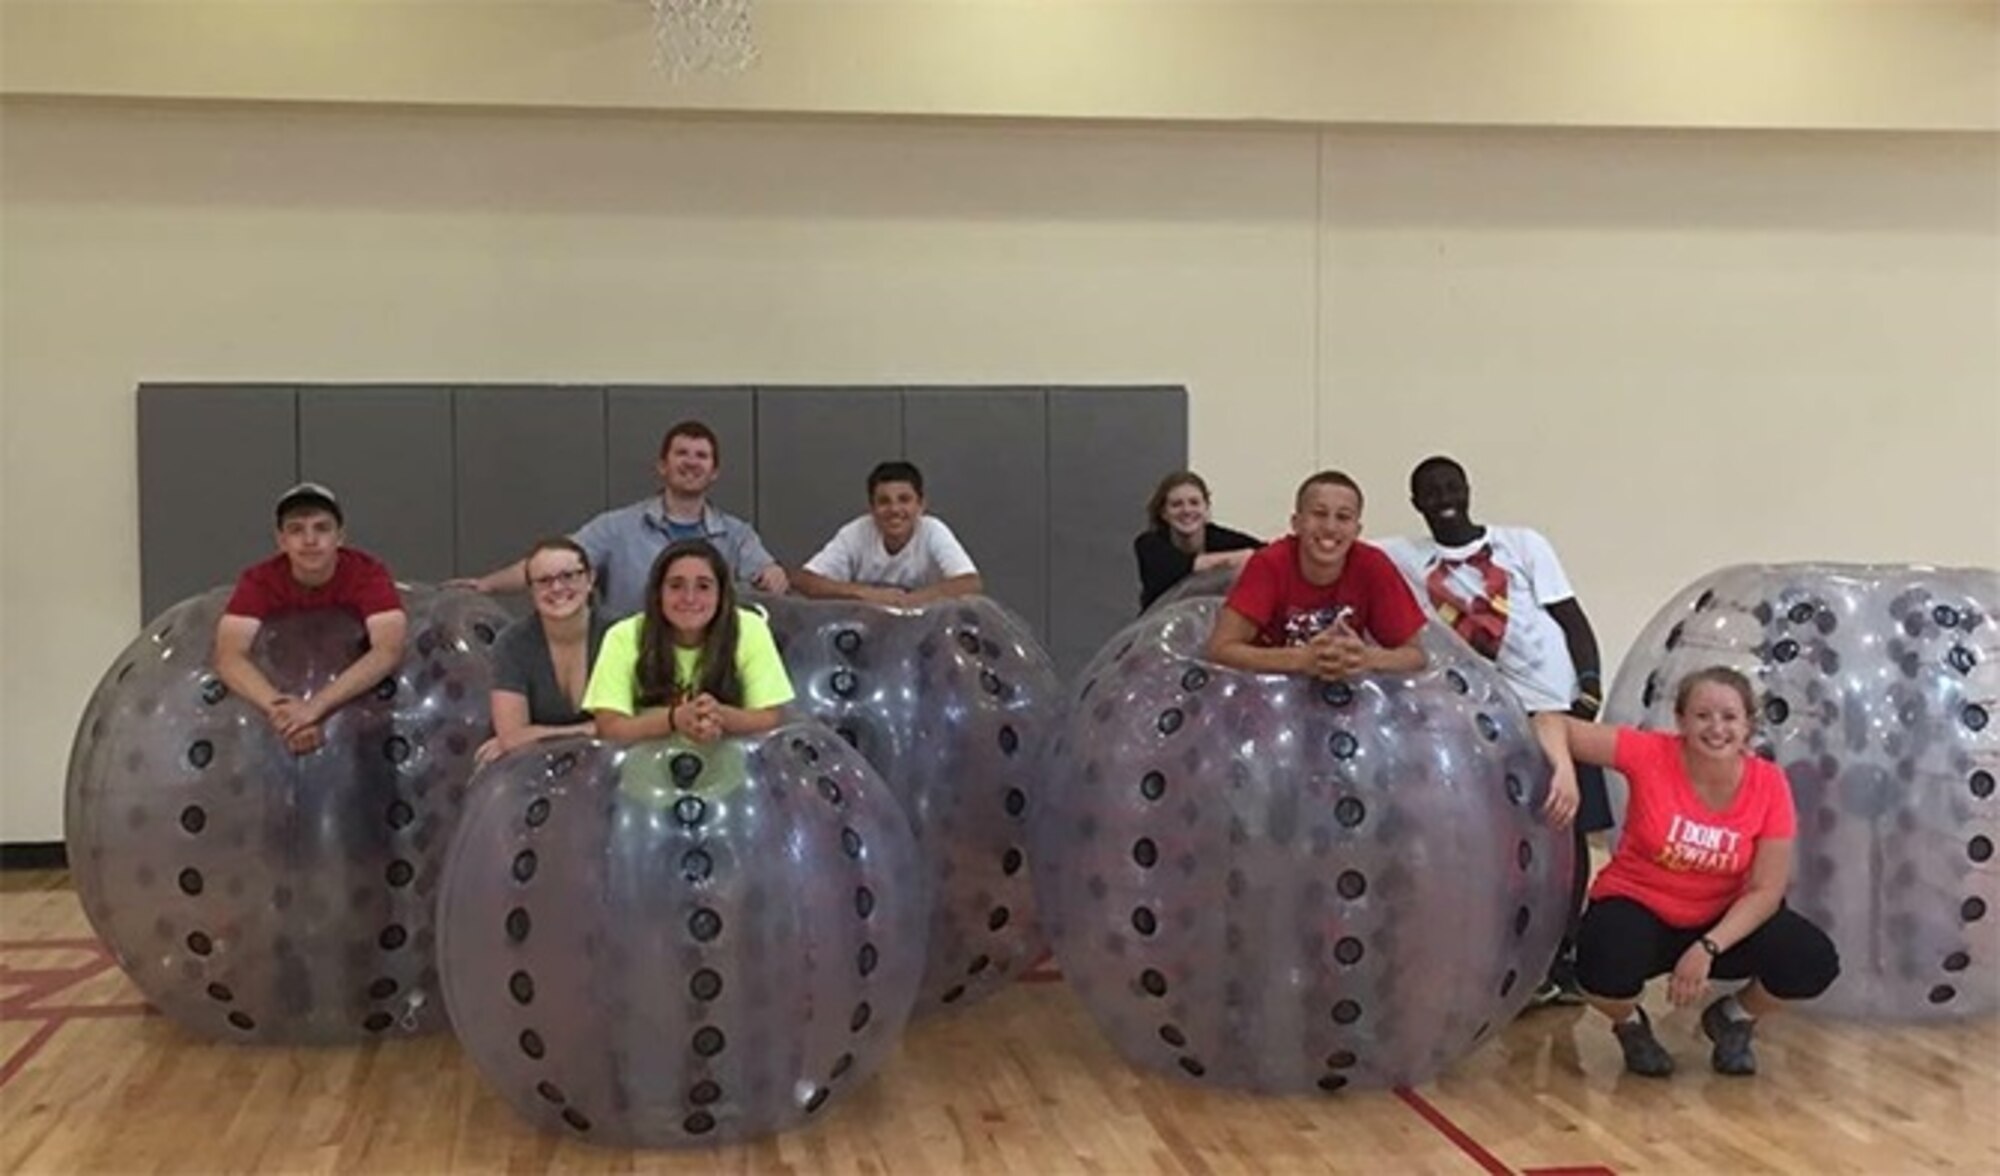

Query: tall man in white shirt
791 461 984 606
1379 455 1609 1007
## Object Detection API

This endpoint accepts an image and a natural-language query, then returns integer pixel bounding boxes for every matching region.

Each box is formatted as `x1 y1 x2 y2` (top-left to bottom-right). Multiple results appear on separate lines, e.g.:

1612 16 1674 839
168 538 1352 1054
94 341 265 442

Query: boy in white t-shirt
1378 455 1608 1008
792 461 984 606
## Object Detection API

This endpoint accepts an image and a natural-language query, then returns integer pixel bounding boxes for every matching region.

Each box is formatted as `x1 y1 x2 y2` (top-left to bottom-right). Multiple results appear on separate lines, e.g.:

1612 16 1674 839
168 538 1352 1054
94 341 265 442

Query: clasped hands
1300 622 1369 681
264 695 326 755
670 694 726 744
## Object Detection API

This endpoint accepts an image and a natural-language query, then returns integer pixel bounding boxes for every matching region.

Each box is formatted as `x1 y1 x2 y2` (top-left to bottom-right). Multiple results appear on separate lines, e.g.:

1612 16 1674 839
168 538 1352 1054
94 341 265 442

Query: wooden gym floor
2 869 1994 1175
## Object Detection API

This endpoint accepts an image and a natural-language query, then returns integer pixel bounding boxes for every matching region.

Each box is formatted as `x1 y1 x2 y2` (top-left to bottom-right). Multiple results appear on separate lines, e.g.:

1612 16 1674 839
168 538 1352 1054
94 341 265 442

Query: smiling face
869 480 925 550
525 546 592 622
1410 461 1471 534
275 509 343 587
1291 482 1363 580
1160 482 1211 539
656 434 719 499
1676 680 1755 765
659 554 721 644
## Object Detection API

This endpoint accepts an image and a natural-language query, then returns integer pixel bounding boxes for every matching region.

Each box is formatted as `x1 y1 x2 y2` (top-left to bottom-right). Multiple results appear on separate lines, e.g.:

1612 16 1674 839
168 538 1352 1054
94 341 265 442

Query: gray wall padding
299 386 455 584
452 386 607 585
903 387 1049 635
1047 385 1190 674
136 383 1186 677
139 384 300 621
755 388 903 579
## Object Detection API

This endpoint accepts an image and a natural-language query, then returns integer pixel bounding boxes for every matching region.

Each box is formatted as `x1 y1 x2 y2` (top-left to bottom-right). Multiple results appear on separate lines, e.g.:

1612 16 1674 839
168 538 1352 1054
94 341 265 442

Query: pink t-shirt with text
1590 728 1797 928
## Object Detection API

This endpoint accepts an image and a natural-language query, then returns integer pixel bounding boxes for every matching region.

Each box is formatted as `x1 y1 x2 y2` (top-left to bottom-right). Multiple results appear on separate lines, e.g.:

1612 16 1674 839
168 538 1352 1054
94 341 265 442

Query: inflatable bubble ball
755 594 1061 1015
64 584 508 1044
1606 563 1999 1020
1033 599 1574 1093
1145 565 1242 615
437 726 927 1148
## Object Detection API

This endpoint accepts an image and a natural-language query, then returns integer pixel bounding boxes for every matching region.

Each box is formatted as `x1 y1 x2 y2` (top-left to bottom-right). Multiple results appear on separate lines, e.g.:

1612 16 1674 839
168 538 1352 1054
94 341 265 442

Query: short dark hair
1294 470 1364 512
867 460 924 498
1145 470 1209 529
1409 455 1465 496
659 420 721 463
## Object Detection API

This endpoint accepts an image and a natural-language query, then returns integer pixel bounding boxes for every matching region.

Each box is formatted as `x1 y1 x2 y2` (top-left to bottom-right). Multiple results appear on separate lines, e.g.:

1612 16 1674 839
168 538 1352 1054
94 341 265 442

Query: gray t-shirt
571 497 778 619
491 611 612 727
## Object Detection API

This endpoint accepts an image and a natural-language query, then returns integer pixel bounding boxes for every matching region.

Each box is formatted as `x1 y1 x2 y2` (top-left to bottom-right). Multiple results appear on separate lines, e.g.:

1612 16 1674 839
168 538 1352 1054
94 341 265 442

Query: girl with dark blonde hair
1134 470 1264 610
1534 665 1840 1079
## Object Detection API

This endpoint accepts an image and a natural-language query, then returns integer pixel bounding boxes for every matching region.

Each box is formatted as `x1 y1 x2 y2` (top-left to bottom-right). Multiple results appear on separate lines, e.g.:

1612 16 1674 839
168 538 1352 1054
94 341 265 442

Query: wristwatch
1698 936 1723 958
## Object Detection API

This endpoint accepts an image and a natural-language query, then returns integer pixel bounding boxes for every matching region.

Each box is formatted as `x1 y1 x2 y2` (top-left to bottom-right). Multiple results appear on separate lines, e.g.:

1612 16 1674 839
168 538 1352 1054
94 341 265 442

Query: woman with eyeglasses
475 537 611 765
583 539 794 745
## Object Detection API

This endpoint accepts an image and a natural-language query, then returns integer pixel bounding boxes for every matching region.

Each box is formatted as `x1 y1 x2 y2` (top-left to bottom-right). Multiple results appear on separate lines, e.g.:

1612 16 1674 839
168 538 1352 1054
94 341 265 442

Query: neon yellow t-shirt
581 608 795 715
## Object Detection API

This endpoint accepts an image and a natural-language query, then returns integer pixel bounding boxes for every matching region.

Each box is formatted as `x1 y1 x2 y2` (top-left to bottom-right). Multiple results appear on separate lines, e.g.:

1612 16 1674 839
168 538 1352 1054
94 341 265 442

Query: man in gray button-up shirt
456 420 787 619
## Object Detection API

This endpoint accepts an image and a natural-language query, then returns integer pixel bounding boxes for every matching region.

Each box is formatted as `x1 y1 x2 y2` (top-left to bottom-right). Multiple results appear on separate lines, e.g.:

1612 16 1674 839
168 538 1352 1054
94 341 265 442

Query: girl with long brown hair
582 539 794 744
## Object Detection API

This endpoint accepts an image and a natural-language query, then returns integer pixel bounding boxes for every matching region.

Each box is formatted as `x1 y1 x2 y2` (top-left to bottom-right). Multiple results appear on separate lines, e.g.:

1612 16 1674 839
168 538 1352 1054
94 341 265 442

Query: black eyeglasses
529 568 589 591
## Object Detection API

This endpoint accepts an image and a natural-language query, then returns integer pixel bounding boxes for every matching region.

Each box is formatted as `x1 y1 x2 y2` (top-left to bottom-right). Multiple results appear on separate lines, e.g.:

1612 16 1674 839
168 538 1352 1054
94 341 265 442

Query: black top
491 611 613 727
1133 523 1265 611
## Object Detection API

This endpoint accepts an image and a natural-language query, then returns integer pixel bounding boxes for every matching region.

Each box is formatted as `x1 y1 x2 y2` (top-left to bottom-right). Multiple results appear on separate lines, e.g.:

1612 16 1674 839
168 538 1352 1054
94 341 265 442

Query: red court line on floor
1395 1087 1618 1176
2 966 93 982
0 938 104 951
0 1019 64 1089
0 957 119 1018
0 938 155 1090
1016 960 1611 1174
19 1003 155 1020
1395 1087 1515 1176
0 932 1610 1176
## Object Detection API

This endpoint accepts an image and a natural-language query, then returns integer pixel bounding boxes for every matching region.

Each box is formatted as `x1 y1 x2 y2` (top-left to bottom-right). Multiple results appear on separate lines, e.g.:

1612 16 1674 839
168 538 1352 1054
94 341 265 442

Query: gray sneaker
1701 997 1758 1076
1612 1007 1675 1078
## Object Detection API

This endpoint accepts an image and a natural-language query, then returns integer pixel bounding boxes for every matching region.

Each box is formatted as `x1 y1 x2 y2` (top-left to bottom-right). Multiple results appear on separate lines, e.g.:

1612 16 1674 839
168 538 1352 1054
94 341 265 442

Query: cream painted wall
2 100 1995 841
6 1 1996 131
1320 128 2000 671
0 100 1320 839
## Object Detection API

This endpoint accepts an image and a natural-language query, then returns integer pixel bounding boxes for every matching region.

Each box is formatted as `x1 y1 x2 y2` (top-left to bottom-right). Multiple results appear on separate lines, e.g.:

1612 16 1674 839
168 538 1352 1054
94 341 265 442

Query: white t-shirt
803 514 979 590
1379 526 1580 712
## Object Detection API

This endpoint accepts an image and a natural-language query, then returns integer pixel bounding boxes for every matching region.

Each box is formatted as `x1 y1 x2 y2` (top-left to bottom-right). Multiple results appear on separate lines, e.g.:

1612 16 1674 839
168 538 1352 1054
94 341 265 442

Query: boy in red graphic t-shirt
1206 470 1428 681
213 483 408 756
1534 667 1840 1080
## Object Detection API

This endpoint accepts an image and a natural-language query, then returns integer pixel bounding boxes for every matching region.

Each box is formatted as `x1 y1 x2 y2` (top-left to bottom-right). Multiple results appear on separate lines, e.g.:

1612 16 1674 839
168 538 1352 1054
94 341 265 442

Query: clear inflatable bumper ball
757 594 1061 1015
1033 599 1574 1093
65 585 508 1043
437 726 927 1148
1607 563 1999 1019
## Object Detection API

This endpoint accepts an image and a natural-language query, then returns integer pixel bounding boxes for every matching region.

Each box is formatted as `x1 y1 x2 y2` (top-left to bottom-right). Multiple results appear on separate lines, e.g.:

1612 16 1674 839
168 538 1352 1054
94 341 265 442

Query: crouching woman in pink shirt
1534 666 1839 1079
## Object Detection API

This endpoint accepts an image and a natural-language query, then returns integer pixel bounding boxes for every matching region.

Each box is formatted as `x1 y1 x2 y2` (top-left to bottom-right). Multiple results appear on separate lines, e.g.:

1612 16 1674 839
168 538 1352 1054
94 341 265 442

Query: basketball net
648 0 759 78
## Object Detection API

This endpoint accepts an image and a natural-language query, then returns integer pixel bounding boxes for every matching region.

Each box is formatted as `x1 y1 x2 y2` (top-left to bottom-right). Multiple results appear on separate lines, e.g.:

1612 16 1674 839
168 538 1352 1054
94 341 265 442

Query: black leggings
1576 896 1840 1002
